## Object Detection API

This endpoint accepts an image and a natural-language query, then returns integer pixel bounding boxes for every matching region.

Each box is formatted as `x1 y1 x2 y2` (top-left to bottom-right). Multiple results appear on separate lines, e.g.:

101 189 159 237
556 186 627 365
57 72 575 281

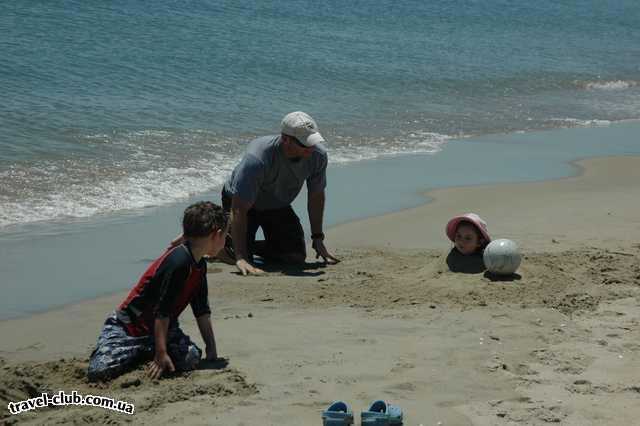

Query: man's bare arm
231 195 264 275
308 191 339 264
308 190 325 236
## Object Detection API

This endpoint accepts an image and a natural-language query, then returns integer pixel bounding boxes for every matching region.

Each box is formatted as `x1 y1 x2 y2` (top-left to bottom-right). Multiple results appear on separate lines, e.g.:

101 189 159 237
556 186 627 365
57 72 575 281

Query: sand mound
0 357 256 425
213 244 640 315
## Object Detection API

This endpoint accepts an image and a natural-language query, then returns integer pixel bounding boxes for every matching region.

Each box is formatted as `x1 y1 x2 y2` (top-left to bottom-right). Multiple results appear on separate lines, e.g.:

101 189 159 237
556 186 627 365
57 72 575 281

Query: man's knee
280 252 306 264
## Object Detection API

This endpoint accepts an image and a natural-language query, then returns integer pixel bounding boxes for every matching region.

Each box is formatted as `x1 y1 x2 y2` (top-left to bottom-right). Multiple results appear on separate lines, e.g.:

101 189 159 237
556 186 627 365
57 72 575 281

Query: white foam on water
0 160 235 228
581 80 639 91
0 129 454 228
3 110 640 229
550 118 612 127
330 131 453 164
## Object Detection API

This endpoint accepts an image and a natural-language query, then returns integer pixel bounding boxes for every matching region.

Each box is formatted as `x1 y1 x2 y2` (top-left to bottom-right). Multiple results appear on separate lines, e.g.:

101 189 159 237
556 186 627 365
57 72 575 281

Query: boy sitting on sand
445 213 491 273
87 201 227 381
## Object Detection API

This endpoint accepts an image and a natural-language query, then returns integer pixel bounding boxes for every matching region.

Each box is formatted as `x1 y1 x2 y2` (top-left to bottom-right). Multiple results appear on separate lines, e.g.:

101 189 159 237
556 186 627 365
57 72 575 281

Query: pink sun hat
446 213 491 243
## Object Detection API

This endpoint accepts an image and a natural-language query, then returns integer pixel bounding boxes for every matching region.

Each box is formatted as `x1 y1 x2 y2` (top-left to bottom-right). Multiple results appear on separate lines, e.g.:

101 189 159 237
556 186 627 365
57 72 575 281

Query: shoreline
3 119 640 240
3 119 640 321
328 155 640 252
2 152 640 323
3 118 640 235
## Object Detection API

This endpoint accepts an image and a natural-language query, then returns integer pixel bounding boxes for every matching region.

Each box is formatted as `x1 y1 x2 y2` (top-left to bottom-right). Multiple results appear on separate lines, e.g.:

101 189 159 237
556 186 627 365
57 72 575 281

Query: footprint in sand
389 382 417 392
530 349 557 365
335 377 358 385
390 361 415 373
622 342 640 351
484 355 507 372
555 364 587 375
495 402 569 424
489 396 568 424
512 363 539 376
567 379 594 394
529 349 591 375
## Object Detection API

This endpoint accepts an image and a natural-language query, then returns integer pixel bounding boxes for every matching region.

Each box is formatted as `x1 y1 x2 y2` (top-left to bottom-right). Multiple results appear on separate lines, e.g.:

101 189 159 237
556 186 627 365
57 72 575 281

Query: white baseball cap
281 111 325 147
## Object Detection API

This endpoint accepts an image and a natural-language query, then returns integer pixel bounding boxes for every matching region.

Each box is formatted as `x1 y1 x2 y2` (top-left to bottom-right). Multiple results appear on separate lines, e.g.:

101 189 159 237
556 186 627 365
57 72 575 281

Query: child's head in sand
446 213 491 255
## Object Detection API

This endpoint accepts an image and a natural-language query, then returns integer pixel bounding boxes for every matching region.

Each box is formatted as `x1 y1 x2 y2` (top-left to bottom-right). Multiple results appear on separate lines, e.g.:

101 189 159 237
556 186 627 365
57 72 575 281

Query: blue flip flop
361 400 403 425
322 401 354 426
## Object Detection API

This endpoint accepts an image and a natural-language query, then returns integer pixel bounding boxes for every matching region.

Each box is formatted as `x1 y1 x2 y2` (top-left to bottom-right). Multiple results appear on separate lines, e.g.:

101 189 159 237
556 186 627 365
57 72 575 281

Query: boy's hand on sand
236 259 264 276
148 353 175 379
205 346 218 361
312 240 340 264
199 356 229 369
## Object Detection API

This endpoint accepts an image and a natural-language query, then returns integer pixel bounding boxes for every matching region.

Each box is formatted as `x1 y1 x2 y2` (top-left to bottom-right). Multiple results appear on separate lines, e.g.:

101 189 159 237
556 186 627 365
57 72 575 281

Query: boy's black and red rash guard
116 243 211 336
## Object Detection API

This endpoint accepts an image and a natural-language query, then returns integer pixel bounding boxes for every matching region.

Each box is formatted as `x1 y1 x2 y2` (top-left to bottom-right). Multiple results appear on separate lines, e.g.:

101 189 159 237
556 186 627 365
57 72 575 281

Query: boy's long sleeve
191 272 211 318
156 264 190 318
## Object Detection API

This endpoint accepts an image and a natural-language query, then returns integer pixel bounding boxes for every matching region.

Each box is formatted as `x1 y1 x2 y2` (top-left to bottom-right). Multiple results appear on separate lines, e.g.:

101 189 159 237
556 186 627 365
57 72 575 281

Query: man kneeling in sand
219 111 340 275
87 202 227 381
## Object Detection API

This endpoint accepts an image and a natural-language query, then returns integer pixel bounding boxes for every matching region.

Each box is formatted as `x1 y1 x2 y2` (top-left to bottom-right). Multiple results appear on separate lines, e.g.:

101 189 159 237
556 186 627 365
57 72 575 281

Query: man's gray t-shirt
223 135 328 211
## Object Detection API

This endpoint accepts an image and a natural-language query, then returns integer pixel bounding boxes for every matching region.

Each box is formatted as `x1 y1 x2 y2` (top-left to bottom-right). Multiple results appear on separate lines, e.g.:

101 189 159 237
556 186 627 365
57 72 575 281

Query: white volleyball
483 239 521 275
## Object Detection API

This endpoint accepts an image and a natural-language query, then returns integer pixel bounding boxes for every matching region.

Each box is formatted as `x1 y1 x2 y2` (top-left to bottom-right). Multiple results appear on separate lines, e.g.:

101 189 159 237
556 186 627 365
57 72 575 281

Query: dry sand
1 156 639 425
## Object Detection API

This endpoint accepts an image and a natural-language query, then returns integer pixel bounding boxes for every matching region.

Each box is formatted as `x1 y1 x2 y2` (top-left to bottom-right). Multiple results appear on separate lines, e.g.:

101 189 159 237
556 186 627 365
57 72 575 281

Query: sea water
2 0 639 228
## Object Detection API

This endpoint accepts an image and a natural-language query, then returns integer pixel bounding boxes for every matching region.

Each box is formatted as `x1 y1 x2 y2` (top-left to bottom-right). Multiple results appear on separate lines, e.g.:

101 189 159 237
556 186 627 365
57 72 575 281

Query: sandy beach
1 155 639 425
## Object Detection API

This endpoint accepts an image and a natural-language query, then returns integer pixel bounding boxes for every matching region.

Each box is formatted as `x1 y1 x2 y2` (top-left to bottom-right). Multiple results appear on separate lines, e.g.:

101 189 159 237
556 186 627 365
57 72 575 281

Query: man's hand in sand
148 352 175 379
235 258 264 276
312 239 340 264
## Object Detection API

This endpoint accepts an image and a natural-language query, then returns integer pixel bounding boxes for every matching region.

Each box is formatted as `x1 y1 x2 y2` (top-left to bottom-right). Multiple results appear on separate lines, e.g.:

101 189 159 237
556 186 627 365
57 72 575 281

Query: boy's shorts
222 189 306 262
87 312 202 382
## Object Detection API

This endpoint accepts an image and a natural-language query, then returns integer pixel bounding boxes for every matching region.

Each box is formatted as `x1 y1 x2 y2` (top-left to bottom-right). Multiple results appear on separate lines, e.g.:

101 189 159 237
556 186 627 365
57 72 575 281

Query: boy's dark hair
182 201 228 238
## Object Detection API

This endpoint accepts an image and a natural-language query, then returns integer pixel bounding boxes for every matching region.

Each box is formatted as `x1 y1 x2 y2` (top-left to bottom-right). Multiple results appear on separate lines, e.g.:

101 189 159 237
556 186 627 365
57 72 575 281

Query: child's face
207 228 227 256
454 223 482 255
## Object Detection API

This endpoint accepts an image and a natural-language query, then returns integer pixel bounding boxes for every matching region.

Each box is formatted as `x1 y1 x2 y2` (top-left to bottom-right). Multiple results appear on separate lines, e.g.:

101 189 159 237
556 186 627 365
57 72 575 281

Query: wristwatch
311 232 325 241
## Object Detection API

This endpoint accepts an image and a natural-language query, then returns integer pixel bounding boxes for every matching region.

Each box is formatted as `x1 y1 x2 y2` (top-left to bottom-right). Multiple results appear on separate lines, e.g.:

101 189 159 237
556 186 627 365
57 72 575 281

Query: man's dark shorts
222 189 305 262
